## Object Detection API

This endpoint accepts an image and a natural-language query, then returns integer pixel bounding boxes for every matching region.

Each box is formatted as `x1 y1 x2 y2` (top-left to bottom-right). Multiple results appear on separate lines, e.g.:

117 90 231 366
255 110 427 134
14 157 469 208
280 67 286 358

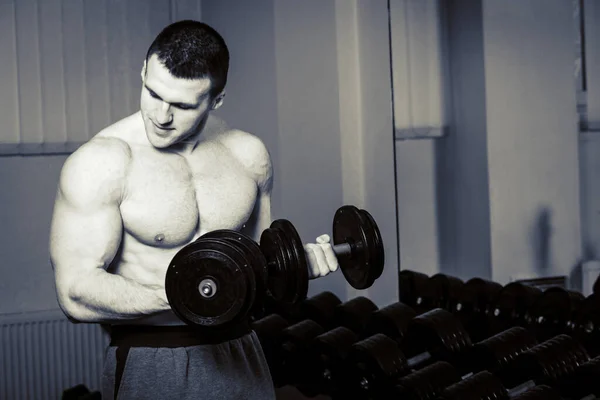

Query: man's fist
304 234 339 279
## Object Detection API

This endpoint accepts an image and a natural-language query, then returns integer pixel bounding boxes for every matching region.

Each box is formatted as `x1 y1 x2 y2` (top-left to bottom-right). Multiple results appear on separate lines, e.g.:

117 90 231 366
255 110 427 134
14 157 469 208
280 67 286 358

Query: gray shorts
102 325 276 400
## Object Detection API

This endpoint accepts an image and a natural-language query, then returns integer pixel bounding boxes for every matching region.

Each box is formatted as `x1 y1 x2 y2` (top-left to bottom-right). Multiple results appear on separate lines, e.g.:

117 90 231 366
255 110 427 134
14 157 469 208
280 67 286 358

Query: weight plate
333 296 379 334
347 333 410 395
424 274 464 311
526 287 578 342
354 209 381 288
399 270 431 310
271 219 309 304
333 205 373 289
165 238 254 328
359 209 385 280
201 230 267 311
299 291 342 331
488 282 542 334
571 293 600 357
364 302 417 343
403 308 472 367
260 228 295 303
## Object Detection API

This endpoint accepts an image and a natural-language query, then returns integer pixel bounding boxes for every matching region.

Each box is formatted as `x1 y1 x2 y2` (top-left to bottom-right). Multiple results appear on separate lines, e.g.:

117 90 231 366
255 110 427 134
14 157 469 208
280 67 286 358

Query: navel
154 233 165 243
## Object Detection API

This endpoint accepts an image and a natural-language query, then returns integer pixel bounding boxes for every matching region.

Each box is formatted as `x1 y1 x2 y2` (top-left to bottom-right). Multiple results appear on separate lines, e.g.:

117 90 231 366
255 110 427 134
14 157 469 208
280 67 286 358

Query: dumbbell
250 313 292 384
341 310 565 399
570 292 600 357
260 205 384 302
525 286 584 342
276 301 417 398
341 308 474 398
453 277 503 342
163 205 384 330
554 355 600 399
371 326 537 400
435 371 562 400
399 270 464 314
389 333 585 400
487 281 543 335
251 295 379 390
498 334 590 398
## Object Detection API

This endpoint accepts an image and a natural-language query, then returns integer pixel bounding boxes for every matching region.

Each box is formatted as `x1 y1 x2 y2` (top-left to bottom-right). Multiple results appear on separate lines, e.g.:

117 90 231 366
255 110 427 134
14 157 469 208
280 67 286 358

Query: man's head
140 20 230 148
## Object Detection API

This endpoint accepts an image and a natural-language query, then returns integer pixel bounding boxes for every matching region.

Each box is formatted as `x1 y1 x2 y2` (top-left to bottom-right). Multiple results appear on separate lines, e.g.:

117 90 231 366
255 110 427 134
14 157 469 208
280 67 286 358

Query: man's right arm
50 138 170 324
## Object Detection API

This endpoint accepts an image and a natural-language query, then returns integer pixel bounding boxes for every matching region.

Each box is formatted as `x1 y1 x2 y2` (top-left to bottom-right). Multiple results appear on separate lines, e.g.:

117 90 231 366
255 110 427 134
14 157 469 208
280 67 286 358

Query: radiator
0 309 109 400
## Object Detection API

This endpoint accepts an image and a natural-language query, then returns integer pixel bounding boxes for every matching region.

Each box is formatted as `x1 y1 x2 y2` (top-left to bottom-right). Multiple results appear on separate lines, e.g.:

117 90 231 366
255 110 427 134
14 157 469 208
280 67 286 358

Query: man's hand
305 234 339 278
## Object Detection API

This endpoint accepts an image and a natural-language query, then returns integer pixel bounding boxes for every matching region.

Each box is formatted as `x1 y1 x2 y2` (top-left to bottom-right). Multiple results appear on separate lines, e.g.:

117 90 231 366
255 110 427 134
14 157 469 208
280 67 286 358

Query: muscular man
49 20 338 400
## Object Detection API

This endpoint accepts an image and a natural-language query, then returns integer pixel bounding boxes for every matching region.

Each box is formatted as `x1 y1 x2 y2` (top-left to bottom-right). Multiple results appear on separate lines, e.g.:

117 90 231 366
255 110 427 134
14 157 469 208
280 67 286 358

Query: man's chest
119 149 258 246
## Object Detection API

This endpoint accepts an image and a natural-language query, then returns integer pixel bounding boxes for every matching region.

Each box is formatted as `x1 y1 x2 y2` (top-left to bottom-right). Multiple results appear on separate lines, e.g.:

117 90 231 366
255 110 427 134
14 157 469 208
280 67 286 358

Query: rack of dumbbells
252 270 600 400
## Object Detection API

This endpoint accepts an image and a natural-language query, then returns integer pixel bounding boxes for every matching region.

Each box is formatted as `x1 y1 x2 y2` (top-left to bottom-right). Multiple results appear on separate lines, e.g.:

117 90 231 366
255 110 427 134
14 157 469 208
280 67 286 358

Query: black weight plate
526 287 578 342
364 302 417 343
403 308 472 374
333 205 373 289
468 326 537 382
456 277 503 314
571 293 600 357
299 291 342 331
347 333 410 394
354 209 381 288
359 209 385 280
306 327 359 395
488 282 542 334
165 238 253 328
510 334 589 388
333 296 379 335
201 230 267 311
399 270 431 311
423 274 464 311
271 219 309 304
260 228 294 303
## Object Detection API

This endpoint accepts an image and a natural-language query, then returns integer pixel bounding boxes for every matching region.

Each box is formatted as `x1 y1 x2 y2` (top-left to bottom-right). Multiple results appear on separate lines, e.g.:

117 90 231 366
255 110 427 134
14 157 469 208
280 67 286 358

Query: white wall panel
0 0 173 155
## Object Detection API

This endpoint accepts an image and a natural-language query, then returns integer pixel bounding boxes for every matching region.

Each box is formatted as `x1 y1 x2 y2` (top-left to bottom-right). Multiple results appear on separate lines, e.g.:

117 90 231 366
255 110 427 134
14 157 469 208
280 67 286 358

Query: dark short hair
146 20 229 96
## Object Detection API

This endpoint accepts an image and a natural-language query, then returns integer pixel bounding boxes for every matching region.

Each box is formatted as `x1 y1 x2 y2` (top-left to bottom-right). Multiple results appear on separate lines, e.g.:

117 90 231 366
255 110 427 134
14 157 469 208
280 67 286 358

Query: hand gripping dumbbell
163 205 384 330
260 205 384 305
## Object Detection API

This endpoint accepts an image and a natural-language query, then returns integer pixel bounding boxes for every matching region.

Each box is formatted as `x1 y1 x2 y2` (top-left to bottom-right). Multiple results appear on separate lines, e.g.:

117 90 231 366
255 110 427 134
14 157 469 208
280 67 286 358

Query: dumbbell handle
407 351 432 369
266 241 358 270
331 241 356 258
507 380 536 397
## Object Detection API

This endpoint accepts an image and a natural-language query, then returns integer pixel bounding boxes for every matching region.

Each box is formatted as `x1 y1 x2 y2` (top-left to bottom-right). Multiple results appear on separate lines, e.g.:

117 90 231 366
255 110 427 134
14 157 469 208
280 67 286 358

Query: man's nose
155 102 173 125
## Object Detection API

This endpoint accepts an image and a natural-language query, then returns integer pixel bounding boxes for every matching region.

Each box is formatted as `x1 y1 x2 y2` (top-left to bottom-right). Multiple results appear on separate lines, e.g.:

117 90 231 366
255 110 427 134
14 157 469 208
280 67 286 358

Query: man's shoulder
220 128 271 173
68 113 140 169
60 133 132 202
68 136 132 170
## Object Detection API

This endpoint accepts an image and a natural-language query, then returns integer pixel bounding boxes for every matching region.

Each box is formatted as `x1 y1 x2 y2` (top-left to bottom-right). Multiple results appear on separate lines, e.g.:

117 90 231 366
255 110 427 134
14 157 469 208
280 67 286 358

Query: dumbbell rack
252 271 600 400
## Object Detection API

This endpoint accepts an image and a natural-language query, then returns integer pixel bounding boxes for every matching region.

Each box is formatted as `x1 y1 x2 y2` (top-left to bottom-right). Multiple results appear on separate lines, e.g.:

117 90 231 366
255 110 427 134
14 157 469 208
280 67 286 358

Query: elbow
56 280 90 323
56 290 84 323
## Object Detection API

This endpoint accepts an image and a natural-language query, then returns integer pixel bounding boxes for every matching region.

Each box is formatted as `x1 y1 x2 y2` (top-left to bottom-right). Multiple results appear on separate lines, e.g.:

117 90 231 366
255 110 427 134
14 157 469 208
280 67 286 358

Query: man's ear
211 90 226 110
140 59 147 82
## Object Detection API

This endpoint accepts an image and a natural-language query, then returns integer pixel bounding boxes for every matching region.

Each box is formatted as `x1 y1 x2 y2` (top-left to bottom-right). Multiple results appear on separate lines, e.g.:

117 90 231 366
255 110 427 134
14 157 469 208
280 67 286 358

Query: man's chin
147 134 175 149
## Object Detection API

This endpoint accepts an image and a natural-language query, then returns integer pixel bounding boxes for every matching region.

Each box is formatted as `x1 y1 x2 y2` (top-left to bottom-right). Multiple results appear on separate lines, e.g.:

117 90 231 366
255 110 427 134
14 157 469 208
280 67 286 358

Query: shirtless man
49 20 338 400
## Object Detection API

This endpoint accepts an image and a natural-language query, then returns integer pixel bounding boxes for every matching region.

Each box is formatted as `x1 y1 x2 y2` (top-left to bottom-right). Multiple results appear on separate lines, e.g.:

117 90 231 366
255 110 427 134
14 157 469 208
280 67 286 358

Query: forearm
59 269 169 323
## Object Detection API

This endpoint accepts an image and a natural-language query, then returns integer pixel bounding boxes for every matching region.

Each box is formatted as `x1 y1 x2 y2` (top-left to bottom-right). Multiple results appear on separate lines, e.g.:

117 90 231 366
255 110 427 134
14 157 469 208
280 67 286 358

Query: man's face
140 54 224 149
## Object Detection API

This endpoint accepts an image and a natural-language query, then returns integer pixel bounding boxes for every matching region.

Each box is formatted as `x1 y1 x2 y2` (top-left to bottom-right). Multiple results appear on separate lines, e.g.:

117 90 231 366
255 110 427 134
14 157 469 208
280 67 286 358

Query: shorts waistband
108 323 252 348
